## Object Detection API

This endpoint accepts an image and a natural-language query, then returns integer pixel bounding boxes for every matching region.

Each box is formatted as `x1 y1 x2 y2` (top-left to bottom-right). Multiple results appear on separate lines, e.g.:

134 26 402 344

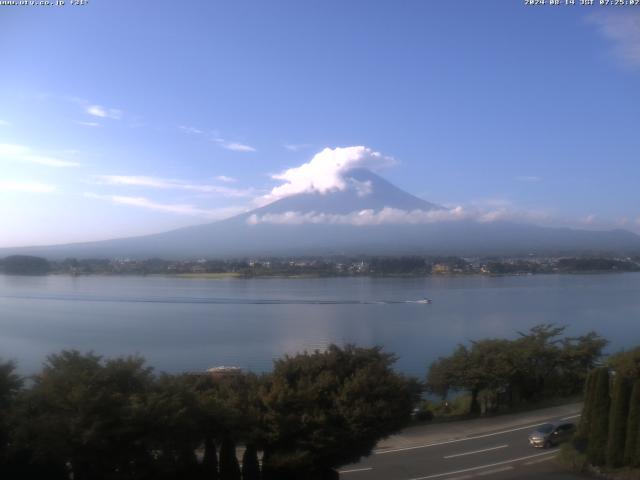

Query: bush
414 409 434 422
558 442 590 473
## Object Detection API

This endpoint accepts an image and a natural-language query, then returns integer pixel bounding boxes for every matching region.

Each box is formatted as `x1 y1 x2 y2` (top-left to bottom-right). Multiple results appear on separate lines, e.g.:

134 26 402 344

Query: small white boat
415 298 432 304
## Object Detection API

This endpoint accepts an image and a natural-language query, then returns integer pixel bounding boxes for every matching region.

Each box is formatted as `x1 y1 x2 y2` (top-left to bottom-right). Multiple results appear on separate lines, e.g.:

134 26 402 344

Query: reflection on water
1 273 639 377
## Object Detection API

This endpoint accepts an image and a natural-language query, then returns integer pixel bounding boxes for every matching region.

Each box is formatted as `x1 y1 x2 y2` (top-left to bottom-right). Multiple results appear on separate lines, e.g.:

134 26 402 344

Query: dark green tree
469 339 515 412
260 344 420 478
426 353 457 401
608 347 640 380
426 325 607 416
0 360 22 473
576 369 597 443
1 255 50 275
427 345 485 414
261 448 277 480
607 376 631 467
509 324 566 402
624 380 640 467
558 332 608 396
202 436 219 480
219 436 241 480
241 444 261 480
192 371 266 445
0 360 21 407
140 373 204 479
14 351 157 480
587 367 611 466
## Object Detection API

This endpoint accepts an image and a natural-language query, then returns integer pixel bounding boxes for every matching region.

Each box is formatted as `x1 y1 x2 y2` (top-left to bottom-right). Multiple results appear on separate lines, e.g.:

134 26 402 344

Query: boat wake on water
1 293 433 306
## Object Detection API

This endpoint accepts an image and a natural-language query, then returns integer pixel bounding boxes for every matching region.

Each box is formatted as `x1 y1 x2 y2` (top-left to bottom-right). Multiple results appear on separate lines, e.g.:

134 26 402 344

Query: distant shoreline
2 270 639 280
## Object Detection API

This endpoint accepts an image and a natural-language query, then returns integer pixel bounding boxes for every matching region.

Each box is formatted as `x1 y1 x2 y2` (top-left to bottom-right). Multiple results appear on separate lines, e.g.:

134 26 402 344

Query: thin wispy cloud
179 126 257 152
284 143 311 152
224 142 256 152
0 144 80 168
516 176 541 182
85 193 246 219
215 175 236 183
0 120 11 127
588 11 640 68
0 181 56 193
86 104 123 120
179 125 203 134
94 175 254 198
211 134 255 151
77 121 101 128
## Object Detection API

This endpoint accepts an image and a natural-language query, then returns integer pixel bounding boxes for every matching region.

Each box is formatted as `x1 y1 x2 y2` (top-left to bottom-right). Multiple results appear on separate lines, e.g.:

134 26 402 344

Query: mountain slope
2 169 640 259
249 168 441 216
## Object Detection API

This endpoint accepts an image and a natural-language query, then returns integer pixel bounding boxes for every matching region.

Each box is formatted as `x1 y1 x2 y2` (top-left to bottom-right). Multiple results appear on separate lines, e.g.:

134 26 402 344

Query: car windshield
536 424 554 434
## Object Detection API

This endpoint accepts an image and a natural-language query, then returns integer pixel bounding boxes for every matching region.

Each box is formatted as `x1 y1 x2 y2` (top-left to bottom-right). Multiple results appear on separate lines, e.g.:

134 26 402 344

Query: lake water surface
1 273 639 377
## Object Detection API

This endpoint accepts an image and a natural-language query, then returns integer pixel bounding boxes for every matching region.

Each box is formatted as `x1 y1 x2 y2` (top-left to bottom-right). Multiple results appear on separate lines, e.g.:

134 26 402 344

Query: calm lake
1 273 639 377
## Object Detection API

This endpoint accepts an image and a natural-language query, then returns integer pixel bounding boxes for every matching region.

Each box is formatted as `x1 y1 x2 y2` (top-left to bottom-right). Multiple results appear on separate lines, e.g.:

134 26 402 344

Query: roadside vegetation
1 327 635 479
0 345 419 480
559 347 640 478
425 325 607 418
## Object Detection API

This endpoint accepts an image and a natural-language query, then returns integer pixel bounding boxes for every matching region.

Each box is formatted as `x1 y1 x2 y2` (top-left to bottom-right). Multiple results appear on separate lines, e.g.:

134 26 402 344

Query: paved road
339 404 585 480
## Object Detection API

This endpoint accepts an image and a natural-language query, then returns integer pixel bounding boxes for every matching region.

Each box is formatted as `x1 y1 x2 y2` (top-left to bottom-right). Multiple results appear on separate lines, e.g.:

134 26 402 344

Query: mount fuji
3 168 640 259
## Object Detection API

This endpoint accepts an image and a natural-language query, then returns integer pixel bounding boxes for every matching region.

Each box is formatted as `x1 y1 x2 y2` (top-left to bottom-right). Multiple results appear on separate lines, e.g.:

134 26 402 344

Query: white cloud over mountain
246 205 554 227
263 146 396 203
247 207 467 226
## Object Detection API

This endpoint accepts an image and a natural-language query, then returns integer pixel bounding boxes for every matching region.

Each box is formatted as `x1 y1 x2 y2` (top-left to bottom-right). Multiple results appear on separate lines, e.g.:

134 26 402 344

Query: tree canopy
0 255 50 275
1 345 418 480
260 345 420 476
426 325 607 415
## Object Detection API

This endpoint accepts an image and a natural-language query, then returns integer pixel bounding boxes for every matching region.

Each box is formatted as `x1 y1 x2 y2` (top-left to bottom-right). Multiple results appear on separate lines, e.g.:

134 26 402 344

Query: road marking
524 454 556 466
443 444 508 459
561 414 581 420
477 466 513 476
406 450 557 480
444 476 473 480
339 467 373 474
375 414 580 455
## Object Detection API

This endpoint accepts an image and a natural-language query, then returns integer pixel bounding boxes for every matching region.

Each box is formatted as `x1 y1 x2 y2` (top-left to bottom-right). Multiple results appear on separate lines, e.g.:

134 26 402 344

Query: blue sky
1 1 639 247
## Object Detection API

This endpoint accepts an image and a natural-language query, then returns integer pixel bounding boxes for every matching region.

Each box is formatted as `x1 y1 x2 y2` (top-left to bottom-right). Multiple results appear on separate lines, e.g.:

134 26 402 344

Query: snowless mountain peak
251 168 442 218
2 167 639 259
